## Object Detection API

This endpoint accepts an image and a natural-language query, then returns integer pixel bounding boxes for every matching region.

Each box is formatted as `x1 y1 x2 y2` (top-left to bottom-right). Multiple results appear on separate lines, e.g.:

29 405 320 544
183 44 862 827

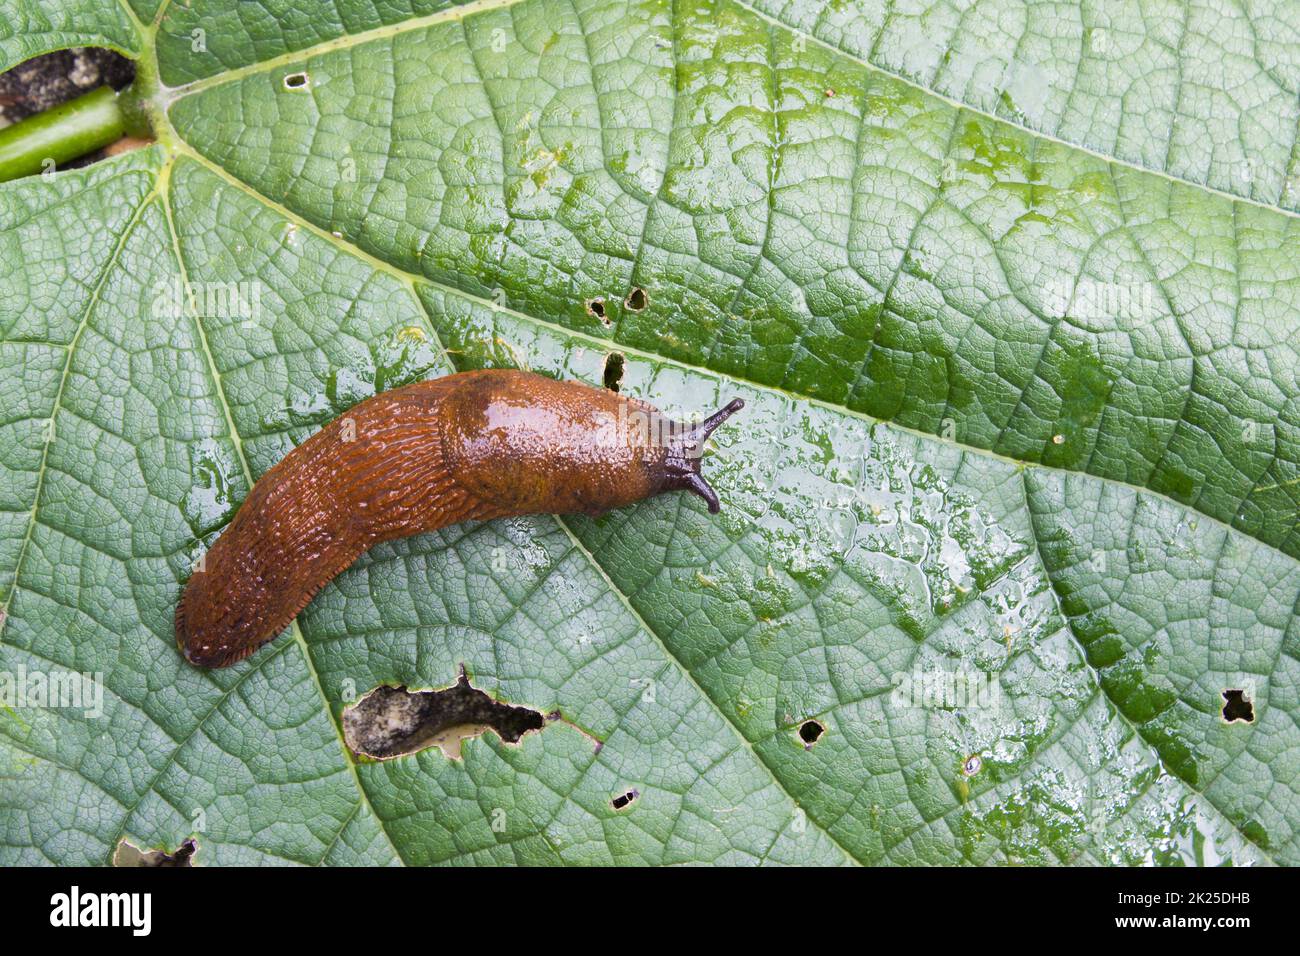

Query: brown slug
177 369 744 668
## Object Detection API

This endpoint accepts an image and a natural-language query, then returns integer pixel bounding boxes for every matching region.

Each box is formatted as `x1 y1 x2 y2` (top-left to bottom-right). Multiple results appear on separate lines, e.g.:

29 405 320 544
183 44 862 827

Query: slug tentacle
692 398 748 440
177 370 743 668
659 397 745 514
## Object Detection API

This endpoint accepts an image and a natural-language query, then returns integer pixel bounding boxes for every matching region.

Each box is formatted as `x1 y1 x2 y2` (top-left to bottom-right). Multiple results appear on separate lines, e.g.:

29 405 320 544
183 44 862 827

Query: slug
177 369 744 668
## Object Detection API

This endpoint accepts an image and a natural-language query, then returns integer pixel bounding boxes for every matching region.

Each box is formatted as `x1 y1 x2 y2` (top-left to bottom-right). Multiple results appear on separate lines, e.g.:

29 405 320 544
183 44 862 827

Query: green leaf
1 0 1296 865
0 0 138 70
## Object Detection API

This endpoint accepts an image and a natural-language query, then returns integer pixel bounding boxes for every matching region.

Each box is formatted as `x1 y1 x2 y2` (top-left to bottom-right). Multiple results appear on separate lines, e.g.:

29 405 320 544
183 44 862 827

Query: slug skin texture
177 369 743 668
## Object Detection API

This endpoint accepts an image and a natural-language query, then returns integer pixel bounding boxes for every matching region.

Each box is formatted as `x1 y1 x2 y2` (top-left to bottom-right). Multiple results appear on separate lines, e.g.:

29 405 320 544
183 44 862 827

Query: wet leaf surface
1 0 1297 865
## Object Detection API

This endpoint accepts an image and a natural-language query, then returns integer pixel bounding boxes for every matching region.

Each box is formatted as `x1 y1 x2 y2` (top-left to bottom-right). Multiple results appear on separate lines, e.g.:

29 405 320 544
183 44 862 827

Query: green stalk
0 86 131 182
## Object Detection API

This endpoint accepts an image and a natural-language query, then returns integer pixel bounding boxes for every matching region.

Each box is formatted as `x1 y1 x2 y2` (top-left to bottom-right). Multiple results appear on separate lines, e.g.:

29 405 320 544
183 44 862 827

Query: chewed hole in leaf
624 287 647 311
963 754 983 776
284 72 309 90
1221 688 1255 723
798 719 825 747
112 837 197 867
611 789 639 811
585 296 610 325
603 352 625 391
342 666 545 760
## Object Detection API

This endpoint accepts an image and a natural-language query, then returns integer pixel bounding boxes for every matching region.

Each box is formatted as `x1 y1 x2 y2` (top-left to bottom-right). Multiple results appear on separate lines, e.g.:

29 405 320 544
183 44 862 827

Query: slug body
177 369 743 668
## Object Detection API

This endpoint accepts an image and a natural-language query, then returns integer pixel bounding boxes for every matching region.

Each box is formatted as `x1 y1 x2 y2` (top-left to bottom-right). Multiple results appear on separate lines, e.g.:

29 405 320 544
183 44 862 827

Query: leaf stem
0 85 144 182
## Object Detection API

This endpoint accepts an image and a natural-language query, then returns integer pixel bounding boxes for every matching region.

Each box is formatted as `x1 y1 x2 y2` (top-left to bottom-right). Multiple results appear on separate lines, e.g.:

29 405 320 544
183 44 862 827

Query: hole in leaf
624 287 647 311
113 837 197 867
798 719 824 747
963 754 982 776
603 352 625 391
585 296 610 325
343 666 546 760
611 789 639 811
284 71 309 89
1221 688 1254 723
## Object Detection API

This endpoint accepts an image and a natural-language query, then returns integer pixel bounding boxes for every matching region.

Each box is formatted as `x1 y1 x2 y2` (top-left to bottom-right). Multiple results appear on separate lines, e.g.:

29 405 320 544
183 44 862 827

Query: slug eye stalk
662 397 745 513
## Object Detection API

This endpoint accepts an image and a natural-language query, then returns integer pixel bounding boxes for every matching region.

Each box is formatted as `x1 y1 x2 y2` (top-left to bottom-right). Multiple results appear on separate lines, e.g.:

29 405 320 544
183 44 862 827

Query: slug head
654 398 745 513
440 371 744 518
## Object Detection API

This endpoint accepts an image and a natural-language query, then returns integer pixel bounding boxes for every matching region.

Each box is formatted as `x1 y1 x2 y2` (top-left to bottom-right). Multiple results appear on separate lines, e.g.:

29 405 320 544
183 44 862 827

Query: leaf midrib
158 0 524 98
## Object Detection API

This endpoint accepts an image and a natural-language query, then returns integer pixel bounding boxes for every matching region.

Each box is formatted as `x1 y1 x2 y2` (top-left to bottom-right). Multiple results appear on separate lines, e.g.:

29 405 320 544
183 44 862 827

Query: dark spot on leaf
585 296 610 325
798 719 824 747
284 72 308 89
1221 688 1254 723
113 837 197 867
624 287 647 311
343 666 545 760
611 789 639 811
603 352 625 391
